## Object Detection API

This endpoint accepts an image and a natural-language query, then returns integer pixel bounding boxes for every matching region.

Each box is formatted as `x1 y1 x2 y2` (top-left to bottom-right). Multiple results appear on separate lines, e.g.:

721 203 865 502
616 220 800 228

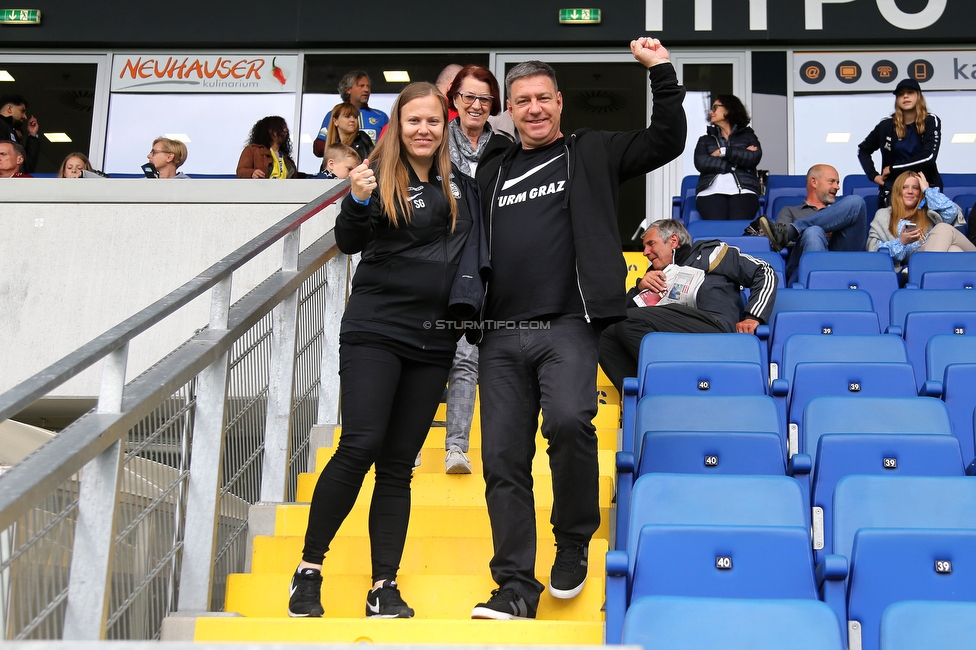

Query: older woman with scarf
437 65 512 474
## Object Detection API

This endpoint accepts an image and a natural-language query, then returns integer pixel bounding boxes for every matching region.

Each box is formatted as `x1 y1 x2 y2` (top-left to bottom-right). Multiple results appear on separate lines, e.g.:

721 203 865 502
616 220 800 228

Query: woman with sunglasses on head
287 81 479 620
858 78 942 209
693 94 762 221
867 170 972 269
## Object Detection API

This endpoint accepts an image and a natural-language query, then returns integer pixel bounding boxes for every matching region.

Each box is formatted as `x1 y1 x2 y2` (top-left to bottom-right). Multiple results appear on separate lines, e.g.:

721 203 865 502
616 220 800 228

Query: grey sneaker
749 215 795 252
471 588 537 620
445 446 472 474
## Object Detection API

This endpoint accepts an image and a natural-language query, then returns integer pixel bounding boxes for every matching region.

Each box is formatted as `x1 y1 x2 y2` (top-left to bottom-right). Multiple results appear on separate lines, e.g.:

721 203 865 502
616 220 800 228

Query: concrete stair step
295 471 614 507
194 617 604 644
272 504 611 541
250 536 604 576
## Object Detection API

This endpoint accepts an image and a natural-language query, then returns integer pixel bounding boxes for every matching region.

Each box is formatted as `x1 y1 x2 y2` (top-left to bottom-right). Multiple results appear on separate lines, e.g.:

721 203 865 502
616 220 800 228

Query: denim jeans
785 195 868 285
445 338 478 452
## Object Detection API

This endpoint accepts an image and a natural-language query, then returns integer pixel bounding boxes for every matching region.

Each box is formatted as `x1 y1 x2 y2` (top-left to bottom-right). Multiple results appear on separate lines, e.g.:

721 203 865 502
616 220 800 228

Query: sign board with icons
111 54 298 93
795 51 976 93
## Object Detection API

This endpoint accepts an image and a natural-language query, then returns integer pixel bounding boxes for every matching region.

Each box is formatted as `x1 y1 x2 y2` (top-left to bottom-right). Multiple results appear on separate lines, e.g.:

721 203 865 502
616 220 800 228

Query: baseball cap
893 78 921 94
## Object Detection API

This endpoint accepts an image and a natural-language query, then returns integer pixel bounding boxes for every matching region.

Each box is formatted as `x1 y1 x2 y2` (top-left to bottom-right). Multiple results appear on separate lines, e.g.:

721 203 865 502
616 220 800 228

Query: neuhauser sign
111 54 298 92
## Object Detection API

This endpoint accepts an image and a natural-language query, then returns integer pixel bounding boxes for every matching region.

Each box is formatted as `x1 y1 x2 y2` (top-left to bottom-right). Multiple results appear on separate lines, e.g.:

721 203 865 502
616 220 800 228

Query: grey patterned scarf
448 117 493 177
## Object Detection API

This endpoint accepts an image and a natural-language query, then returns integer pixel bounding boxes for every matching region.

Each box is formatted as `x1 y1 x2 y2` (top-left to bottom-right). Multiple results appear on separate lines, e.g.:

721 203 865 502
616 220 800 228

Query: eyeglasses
709 103 724 112
456 92 494 106
149 149 170 155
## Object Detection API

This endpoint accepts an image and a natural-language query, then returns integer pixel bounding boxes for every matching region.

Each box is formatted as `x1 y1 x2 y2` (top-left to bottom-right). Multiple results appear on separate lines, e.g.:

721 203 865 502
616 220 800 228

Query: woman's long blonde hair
888 171 931 238
370 82 458 229
326 102 360 147
893 91 928 139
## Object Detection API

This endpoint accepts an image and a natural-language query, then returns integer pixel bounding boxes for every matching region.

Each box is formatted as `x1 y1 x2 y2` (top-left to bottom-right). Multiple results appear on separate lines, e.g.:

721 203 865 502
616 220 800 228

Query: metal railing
0 181 350 640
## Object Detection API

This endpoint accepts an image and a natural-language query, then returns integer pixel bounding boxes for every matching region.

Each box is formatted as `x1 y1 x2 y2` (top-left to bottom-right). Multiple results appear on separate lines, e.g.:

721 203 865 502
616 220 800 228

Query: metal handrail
0 180 350 424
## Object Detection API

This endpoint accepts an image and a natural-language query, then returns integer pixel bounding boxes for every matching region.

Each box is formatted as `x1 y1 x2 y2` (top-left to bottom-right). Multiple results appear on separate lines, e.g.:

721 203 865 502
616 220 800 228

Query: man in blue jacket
469 38 686 621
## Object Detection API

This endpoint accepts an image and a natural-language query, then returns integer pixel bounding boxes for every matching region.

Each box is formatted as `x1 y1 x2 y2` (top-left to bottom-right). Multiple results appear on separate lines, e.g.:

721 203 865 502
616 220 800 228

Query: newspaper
633 263 706 309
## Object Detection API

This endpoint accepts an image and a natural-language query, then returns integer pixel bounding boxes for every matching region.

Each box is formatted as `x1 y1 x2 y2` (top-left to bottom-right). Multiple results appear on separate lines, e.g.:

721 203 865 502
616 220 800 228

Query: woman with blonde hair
287 82 477 620
58 152 93 178
867 170 972 267
324 101 374 164
858 78 942 208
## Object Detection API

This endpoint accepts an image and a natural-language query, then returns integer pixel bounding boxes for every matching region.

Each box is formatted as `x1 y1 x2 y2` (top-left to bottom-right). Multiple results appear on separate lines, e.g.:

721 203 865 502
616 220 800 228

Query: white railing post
63 343 129 639
260 229 301 503
176 276 233 612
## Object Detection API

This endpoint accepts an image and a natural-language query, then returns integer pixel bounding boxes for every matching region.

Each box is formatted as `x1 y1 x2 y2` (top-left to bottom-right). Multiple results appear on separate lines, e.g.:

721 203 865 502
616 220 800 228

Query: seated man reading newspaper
598 218 777 393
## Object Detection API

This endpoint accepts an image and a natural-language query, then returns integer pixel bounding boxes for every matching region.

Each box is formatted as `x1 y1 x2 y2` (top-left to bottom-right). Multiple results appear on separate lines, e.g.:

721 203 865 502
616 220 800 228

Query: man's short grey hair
505 60 558 97
338 70 369 102
646 219 691 247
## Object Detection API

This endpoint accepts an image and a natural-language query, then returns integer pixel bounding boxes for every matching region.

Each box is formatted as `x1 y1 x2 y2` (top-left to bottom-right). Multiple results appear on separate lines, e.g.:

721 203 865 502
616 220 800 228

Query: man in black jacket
598 219 777 394
0 94 40 174
469 38 686 621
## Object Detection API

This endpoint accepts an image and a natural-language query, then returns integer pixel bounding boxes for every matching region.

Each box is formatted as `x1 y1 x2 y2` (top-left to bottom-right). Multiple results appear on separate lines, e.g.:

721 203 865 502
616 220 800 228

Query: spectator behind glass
312 70 390 160
147 137 189 179
693 93 762 220
58 152 93 178
324 102 374 166
0 141 31 178
236 116 297 179
0 93 40 174
317 143 360 179
867 170 972 268
858 79 942 208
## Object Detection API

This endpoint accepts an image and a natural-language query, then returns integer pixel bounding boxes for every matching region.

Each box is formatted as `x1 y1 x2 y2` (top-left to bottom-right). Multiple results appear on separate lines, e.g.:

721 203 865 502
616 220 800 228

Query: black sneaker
366 579 415 618
288 567 324 617
471 588 537 620
549 543 588 599
754 215 796 252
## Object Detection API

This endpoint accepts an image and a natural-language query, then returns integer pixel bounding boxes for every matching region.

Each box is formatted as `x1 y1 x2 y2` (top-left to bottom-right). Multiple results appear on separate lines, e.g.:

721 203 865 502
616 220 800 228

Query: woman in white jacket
866 170 972 267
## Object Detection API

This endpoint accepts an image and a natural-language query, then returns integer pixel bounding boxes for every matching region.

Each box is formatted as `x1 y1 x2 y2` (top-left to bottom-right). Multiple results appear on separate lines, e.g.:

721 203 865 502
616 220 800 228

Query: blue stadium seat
939 173 976 203
951 193 976 219
687 219 754 240
843 174 880 202
747 251 786 289
939 364 976 464
617 393 781 547
767 310 881 381
623 596 844 650
888 289 976 336
606 473 809 641
823 475 976 645
848 529 976 650
902 311 976 388
682 198 703 224
905 252 976 288
765 288 874 322
770 194 807 221
764 175 808 218
638 430 784 476
771 334 909 454
622 333 766 455
924 333 976 390
881 601 976 650
804 270 899 330
802 396 953 439
793 251 894 289
918 270 976 289
672 174 698 221
694 235 771 252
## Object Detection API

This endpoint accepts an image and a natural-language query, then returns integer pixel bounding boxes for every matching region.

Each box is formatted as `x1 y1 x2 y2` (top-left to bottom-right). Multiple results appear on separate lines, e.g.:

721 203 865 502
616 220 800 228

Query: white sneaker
414 451 422 468
444 446 472 474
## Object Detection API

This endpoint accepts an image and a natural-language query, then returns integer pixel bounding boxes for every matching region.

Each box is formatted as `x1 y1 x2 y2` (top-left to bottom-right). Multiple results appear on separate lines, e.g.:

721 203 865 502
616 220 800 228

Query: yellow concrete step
272 504 611 541
227 547 605 620
296 471 615 507
250 535 602 577
315 445 616 476
195 617 604 644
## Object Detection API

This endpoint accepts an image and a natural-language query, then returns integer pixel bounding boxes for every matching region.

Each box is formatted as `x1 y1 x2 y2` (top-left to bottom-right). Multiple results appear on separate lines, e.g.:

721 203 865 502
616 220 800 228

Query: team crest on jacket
450 181 461 199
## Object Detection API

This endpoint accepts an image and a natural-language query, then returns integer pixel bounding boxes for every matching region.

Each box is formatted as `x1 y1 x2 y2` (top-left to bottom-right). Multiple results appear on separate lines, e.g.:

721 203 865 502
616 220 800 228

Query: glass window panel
296 93 396 175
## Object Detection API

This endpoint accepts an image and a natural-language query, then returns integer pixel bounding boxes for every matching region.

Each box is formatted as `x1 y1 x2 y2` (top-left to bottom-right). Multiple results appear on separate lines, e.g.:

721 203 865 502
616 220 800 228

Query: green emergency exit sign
559 8 601 24
0 9 41 24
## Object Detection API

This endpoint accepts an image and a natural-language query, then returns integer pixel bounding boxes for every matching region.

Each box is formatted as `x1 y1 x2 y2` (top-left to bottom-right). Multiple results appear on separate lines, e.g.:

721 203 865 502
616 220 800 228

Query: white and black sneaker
548 543 588 599
365 579 415 618
471 588 537 620
288 567 324 617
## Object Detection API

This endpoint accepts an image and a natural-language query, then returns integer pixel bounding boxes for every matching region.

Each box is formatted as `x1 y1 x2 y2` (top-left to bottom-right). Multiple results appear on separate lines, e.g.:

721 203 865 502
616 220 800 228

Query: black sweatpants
302 343 449 582
696 193 760 221
478 314 602 604
598 304 727 394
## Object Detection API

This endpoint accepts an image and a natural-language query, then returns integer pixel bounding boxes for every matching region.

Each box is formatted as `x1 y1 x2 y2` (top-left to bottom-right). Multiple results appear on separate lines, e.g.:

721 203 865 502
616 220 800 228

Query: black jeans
696 193 761 221
598 304 727 394
302 343 449 582
478 314 602 603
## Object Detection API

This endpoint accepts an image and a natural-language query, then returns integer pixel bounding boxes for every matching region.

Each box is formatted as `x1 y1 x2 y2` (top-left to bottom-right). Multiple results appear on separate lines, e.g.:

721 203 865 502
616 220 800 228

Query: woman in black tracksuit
693 94 762 220
287 82 474 620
